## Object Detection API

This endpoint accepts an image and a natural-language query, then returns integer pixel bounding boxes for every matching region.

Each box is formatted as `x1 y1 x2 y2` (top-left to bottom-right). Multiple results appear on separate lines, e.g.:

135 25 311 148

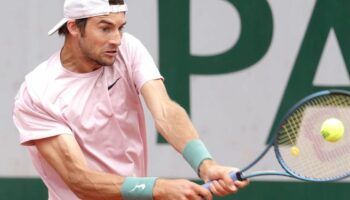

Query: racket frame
203 90 350 189
274 90 350 182
240 90 350 182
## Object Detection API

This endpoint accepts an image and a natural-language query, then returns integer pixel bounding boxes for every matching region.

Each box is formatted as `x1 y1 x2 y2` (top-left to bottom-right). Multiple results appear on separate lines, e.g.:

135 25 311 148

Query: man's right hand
153 179 212 200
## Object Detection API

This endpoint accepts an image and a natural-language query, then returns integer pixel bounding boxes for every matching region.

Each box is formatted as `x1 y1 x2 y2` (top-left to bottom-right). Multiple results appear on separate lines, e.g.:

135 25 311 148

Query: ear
66 20 80 37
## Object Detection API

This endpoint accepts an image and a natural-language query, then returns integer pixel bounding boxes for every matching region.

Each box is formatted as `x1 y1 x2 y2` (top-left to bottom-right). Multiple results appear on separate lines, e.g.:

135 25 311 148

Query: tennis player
13 0 248 199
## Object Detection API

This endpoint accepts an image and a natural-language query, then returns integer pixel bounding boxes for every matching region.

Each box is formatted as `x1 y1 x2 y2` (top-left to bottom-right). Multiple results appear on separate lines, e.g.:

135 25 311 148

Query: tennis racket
203 89 350 189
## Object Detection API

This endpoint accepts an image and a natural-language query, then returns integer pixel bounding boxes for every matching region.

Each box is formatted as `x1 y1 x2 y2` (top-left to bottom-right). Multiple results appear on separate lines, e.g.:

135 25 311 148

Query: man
13 0 248 199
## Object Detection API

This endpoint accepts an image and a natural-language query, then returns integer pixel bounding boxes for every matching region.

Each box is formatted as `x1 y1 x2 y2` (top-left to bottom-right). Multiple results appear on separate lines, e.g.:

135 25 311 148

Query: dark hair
109 0 124 5
58 0 125 36
58 18 88 36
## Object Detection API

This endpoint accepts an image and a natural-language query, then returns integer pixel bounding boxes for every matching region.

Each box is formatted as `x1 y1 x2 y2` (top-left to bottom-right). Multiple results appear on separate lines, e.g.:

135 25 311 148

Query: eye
100 26 111 32
119 23 127 31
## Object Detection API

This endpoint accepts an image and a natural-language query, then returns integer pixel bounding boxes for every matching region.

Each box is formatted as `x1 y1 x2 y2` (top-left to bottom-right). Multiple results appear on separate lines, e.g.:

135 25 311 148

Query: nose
110 30 122 46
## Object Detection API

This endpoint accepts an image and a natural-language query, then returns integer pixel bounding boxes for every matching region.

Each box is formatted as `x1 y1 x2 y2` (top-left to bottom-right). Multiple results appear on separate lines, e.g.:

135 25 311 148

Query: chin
97 58 115 66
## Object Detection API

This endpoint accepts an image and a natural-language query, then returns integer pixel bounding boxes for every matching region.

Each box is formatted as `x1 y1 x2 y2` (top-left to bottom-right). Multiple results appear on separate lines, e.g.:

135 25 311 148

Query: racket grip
201 171 243 189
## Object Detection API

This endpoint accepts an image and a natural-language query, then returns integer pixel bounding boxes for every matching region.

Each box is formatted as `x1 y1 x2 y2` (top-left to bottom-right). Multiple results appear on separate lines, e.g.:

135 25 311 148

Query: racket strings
276 93 350 181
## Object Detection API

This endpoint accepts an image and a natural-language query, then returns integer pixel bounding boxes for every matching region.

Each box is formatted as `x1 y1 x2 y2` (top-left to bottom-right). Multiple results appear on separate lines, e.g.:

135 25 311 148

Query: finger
196 185 212 200
183 187 201 200
208 180 219 195
198 192 212 200
193 194 206 200
220 172 237 192
218 179 238 195
222 171 236 185
234 179 250 189
209 180 230 196
185 192 203 200
218 179 237 194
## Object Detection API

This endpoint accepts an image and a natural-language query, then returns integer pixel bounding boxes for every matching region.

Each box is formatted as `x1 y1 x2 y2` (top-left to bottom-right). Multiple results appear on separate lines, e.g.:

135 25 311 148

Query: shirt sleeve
13 83 73 146
123 33 163 92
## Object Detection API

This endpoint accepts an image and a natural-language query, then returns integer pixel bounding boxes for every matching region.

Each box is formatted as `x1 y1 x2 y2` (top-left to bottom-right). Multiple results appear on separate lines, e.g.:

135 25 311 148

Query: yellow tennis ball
290 146 300 156
320 118 344 142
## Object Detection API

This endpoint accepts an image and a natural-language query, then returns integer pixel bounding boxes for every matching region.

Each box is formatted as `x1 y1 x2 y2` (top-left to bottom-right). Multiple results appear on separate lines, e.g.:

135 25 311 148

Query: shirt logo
130 184 146 192
108 77 121 90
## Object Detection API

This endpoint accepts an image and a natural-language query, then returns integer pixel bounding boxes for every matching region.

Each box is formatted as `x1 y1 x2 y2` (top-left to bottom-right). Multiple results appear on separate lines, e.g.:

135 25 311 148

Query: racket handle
201 171 244 189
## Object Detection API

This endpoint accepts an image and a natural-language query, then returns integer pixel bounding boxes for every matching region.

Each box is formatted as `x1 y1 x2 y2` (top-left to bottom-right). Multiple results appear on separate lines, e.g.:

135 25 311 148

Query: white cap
48 0 128 35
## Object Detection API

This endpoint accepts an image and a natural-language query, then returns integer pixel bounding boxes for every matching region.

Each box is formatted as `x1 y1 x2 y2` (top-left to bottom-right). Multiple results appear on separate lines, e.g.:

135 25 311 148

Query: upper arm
13 84 73 146
121 33 163 93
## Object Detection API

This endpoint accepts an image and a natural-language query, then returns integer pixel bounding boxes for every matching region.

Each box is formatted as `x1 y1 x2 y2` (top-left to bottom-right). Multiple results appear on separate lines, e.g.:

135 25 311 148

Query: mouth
105 50 118 57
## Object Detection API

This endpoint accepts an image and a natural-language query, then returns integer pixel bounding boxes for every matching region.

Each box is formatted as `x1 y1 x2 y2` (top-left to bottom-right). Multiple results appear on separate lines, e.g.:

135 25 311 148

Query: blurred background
1 0 349 199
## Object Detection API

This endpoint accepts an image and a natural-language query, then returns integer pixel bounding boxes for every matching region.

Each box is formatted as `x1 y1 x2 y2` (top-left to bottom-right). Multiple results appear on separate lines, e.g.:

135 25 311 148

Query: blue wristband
121 177 157 200
182 139 213 175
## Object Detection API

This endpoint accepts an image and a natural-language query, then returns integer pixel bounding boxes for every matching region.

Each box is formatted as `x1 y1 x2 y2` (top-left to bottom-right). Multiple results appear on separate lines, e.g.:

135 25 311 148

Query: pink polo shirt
13 33 162 200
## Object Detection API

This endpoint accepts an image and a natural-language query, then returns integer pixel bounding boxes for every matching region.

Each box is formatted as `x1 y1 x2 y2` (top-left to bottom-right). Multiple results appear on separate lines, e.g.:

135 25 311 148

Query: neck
60 37 101 73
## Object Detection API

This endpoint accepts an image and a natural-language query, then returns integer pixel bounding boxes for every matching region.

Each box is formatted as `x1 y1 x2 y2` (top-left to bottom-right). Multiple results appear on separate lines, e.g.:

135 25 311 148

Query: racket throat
230 171 245 181
236 172 245 181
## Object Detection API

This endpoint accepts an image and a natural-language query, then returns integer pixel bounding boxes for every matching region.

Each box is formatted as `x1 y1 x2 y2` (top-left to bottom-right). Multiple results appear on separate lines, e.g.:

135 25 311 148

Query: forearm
154 100 199 152
65 168 124 200
141 80 212 173
141 80 249 197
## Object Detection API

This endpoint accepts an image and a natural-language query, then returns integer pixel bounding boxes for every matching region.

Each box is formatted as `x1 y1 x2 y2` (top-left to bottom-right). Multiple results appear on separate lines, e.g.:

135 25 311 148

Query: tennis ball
320 118 344 142
290 146 300 156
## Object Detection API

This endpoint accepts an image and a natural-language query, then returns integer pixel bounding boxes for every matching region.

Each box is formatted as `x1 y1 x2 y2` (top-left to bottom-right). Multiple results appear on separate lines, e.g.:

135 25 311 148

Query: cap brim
48 18 68 36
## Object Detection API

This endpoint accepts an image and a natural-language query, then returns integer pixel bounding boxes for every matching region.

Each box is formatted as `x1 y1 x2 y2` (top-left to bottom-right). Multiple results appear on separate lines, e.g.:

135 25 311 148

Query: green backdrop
0 179 348 200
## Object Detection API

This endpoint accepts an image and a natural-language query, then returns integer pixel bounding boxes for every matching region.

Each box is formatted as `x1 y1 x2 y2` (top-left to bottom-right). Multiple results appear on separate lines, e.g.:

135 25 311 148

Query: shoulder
118 32 154 63
119 32 146 54
26 52 60 82
25 52 61 103
121 32 142 45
